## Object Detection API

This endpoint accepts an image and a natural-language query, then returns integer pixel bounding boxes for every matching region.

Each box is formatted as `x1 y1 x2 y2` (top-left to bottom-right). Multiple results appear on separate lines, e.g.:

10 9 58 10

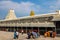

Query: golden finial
30 10 35 16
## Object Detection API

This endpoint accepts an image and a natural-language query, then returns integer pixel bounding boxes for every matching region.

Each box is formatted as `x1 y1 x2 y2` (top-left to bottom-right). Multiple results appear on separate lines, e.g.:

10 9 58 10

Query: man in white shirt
16 31 19 39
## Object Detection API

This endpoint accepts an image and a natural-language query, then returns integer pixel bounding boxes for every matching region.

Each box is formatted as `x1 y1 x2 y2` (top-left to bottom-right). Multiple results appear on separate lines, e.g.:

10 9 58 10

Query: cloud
0 1 41 18
48 0 60 12
0 0 60 19
39 0 60 13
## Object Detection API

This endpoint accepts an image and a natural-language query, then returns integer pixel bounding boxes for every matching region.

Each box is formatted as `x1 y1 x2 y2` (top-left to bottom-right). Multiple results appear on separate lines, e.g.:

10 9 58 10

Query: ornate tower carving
5 9 17 20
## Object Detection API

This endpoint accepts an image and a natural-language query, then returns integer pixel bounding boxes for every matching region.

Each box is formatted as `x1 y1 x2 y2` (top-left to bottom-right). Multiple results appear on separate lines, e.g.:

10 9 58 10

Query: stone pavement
0 31 60 40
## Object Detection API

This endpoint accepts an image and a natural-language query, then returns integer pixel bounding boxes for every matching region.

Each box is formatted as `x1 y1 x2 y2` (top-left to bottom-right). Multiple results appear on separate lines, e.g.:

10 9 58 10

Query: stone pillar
55 27 56 33
46 27 47 32
31 27 33 31
26 27 27 33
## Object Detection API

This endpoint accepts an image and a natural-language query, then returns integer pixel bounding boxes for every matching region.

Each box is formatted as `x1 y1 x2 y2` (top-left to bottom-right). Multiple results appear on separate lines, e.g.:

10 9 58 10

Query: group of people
14 30 24 39
44 31 56 38
13 30 56 39
27 30 40 39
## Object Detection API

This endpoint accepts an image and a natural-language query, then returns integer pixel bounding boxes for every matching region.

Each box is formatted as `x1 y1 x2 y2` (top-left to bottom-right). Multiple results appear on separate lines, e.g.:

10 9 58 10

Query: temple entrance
39 27 55 35
47 27 55 31
27 27 32 32
0 27 6 31
55 21 60 34
21 27 26 33
39 27 46 35
33 27 38 32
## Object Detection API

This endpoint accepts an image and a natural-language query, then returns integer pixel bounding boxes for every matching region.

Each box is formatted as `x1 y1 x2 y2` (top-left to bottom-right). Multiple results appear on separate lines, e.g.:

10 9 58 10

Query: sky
0 0 60 19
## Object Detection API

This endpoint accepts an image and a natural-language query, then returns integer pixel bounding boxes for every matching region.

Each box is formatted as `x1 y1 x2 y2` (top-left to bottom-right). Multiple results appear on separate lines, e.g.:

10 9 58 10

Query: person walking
14 31 16 39
16 31 19 39
27 31 31 39
52 31 56 38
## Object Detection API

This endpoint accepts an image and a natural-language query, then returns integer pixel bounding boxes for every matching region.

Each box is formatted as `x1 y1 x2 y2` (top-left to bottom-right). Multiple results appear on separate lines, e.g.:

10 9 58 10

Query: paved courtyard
0 31 60 40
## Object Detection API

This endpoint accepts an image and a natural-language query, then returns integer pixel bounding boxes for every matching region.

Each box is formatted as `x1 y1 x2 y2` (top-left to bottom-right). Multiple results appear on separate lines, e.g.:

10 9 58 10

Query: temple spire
5 9 17 20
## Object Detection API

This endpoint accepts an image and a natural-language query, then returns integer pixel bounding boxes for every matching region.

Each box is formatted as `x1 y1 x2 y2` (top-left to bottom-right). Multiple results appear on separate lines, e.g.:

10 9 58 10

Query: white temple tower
5 9 17 20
